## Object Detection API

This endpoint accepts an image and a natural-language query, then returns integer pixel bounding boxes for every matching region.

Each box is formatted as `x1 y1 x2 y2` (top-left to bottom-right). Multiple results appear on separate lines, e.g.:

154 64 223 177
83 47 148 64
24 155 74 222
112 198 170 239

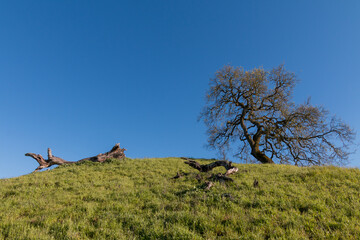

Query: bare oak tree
200 65 355 166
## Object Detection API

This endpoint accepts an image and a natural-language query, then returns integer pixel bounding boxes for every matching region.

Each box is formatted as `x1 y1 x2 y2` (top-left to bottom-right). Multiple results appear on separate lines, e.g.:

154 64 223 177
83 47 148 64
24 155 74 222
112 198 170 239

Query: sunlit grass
1 157 360 239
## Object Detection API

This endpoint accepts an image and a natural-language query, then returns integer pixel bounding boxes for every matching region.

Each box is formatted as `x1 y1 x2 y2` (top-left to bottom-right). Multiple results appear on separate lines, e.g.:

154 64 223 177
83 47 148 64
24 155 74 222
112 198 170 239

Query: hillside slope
1 158 360 239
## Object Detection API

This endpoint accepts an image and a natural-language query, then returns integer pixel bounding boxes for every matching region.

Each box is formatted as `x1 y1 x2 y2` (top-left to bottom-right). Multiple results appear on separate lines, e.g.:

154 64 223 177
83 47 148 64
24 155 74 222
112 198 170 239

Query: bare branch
200 65 355 165
25 144 126 172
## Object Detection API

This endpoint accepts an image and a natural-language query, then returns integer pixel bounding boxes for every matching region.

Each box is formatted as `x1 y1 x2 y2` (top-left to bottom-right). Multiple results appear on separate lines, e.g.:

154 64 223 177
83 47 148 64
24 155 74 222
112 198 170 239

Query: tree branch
181 157 238 176
25 143 126 173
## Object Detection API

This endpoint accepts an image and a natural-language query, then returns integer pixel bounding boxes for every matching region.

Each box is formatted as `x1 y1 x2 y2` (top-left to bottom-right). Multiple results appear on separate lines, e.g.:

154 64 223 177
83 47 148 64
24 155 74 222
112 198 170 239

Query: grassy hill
1 157 360 239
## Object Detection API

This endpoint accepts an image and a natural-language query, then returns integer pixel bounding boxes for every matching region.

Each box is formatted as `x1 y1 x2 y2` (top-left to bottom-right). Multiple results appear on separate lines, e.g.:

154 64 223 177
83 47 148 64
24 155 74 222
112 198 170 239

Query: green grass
1 157 360 239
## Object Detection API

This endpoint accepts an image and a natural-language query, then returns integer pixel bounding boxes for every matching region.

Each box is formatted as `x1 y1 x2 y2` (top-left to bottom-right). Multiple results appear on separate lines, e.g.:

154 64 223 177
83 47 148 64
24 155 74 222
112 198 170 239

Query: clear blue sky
1 1 359 178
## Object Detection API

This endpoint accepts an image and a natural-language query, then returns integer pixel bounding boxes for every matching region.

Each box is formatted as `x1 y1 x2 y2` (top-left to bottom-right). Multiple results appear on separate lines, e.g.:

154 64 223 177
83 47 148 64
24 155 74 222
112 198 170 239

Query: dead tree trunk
25 143 126 172
180 157 239 189
181 157 239 176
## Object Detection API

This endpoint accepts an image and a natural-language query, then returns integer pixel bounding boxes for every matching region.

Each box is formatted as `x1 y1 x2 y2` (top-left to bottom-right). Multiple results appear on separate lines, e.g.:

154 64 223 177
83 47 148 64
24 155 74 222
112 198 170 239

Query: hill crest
1 157 360 239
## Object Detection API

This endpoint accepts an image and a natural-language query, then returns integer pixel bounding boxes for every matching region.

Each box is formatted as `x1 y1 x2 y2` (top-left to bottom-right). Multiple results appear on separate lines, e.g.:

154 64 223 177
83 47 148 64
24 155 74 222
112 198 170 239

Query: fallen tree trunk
180 157 239 189
25 143 126 172
181 157 239 176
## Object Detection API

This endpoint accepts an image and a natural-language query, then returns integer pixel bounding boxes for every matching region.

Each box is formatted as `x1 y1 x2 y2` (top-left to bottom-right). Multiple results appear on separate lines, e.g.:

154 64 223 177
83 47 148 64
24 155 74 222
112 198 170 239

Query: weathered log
26 143 126 172
180 158 239 186
181 157 239 176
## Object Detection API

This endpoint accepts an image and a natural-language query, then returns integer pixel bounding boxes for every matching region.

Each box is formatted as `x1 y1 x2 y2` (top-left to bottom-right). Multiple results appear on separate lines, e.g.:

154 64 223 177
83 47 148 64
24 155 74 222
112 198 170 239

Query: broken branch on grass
181 157 239 176
26 143 126 172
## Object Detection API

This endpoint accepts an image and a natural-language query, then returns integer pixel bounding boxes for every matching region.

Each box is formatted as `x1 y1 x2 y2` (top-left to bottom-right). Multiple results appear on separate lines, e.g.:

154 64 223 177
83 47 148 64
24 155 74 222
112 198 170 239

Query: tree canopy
200 65 355 166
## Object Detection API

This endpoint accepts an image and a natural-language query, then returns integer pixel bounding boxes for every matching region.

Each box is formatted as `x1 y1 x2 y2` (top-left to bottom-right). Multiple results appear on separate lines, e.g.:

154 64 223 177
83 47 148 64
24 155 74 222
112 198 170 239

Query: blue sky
0 1 359 178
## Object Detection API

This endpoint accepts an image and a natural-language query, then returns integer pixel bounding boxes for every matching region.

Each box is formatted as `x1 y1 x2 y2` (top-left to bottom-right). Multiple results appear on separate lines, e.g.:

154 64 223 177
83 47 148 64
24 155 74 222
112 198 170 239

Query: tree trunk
251 148 274 164
25 143 126 172
180 158 239 189
181 158 239 176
